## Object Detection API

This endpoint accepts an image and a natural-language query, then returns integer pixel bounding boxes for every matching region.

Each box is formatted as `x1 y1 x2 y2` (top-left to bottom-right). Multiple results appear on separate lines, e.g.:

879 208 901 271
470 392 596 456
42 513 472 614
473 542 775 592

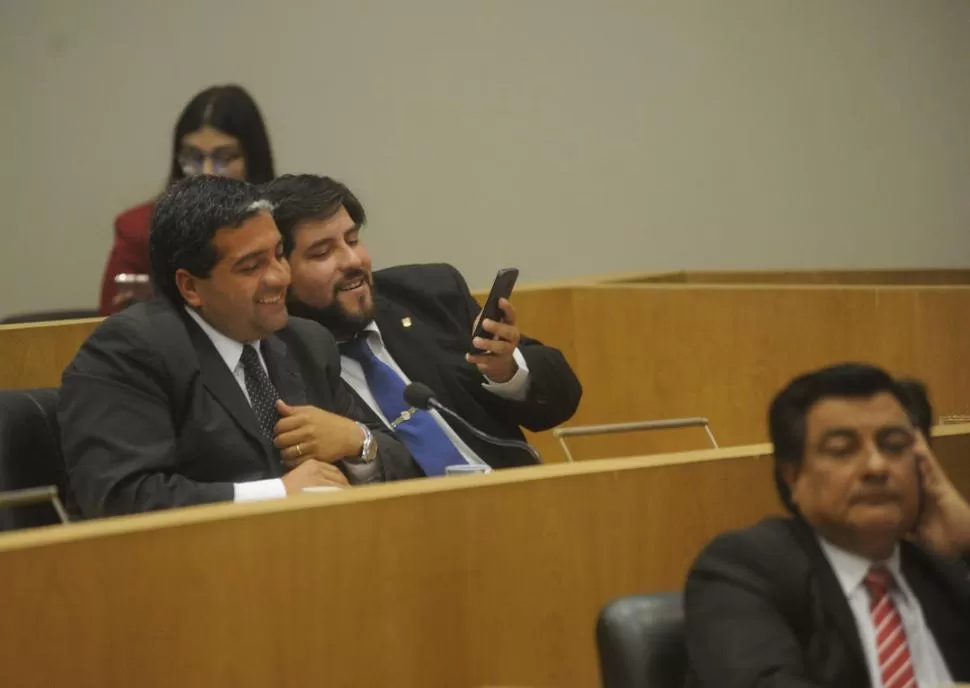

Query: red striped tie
863 566 918 688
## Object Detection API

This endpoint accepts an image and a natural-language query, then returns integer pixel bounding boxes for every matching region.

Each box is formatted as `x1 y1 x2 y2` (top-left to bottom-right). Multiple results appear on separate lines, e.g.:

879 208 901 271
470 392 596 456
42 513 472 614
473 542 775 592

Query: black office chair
0 388 71 530
0 308 100 325
596 592 686 688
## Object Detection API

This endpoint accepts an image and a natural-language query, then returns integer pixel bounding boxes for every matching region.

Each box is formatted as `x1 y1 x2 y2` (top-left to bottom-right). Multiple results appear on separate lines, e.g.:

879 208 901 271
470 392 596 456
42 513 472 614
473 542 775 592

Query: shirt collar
340 320 382 345
817 535 906 600
185 307 254 372
362 320 381 339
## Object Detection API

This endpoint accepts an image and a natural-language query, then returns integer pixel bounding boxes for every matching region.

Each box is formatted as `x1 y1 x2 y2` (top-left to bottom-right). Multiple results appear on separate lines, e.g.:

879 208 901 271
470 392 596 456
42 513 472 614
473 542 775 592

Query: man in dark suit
60 175 418 518
685 363 970 688
261 174 582 475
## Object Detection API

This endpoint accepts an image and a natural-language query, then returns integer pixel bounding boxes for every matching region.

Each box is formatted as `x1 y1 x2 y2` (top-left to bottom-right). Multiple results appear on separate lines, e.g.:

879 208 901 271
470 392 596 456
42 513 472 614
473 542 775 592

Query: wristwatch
356 422 377 463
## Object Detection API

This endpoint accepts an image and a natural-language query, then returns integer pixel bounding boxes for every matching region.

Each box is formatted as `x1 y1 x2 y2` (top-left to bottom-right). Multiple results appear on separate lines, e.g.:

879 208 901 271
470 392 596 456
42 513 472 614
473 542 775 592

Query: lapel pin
401 317 412 328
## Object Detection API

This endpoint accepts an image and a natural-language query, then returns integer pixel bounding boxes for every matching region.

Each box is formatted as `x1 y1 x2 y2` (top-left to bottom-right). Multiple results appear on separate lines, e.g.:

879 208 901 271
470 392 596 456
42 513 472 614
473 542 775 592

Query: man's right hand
281 459 350 495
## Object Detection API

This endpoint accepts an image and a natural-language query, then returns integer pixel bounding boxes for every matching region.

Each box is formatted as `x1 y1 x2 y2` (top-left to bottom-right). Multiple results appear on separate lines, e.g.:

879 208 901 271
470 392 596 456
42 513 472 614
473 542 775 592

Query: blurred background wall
1 0 968 316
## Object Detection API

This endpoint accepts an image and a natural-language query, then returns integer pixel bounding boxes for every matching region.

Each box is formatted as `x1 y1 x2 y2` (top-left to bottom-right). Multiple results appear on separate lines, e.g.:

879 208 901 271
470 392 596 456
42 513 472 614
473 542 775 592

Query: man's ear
175 269 202 308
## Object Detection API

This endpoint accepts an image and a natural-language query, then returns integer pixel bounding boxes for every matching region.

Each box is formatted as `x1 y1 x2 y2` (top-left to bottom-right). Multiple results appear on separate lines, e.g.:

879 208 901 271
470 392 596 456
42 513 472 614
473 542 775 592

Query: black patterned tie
240 344 279 440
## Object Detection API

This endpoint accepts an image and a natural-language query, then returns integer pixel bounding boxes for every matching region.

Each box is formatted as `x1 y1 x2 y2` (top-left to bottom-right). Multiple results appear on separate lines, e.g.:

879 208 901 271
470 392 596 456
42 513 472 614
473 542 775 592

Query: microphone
403 382 542 465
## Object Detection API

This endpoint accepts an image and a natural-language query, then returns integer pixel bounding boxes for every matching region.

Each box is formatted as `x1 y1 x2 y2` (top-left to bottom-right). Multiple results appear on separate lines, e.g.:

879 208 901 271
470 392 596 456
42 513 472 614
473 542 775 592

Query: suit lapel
262 336 307 406
786 519 870 678
184 316 266 450
374 297 454 393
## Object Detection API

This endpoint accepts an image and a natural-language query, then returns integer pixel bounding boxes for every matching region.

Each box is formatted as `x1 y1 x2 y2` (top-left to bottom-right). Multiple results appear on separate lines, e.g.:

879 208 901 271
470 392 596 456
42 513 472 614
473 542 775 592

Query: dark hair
168 85 275 185
896 378 933 437
768 362 910 512
261 174 367 255
150 175 268 305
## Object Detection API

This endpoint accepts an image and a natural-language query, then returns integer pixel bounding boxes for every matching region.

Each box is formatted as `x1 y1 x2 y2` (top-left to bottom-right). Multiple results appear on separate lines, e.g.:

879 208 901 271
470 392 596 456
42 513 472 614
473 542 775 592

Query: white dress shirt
817 537 953 688
339 320 531 467
186 309 286 502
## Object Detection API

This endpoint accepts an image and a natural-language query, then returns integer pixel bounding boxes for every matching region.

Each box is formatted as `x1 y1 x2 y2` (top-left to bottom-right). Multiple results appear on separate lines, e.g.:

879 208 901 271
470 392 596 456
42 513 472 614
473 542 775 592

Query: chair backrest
596 592 686 688
0 388 68 530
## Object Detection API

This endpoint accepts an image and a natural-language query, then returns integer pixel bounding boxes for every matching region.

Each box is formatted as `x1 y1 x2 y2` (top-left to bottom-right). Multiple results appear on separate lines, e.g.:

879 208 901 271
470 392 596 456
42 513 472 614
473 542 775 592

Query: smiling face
782 392 922 558
176 210 290 342
285 205 376 339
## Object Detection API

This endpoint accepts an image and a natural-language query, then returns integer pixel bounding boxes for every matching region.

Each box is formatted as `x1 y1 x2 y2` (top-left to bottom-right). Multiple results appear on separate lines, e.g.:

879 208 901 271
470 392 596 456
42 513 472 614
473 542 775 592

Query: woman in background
98 84 276 314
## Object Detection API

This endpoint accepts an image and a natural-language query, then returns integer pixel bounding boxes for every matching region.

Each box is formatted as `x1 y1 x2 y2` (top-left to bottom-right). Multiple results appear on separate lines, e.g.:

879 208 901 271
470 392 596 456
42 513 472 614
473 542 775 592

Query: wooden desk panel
1 426 967 688
564 285 970 460
0 318 99 389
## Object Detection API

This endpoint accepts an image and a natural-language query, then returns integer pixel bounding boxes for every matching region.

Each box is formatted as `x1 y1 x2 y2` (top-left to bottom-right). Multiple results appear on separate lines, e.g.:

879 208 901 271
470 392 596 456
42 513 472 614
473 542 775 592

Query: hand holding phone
466 268 522 383
469 268 519 355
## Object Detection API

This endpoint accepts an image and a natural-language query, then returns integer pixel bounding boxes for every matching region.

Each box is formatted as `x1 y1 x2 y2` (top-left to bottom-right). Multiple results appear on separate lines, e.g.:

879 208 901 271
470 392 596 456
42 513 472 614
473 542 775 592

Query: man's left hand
467 298 520 383
913 431 970 557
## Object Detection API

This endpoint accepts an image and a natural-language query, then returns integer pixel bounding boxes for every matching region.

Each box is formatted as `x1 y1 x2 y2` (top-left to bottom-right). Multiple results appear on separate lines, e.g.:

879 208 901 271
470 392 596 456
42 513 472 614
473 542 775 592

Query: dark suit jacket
59 298 419 518
99 201 154 316
291 264 582 470
685 517 970 688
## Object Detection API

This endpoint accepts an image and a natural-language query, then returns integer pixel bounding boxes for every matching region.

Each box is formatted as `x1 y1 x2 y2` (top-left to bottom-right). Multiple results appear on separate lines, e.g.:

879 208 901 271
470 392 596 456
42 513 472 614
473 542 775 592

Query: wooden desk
1 425 967 688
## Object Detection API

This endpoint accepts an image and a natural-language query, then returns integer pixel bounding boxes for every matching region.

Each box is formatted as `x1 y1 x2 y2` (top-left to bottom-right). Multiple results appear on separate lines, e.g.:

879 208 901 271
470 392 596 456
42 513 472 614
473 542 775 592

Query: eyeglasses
177 145 243 176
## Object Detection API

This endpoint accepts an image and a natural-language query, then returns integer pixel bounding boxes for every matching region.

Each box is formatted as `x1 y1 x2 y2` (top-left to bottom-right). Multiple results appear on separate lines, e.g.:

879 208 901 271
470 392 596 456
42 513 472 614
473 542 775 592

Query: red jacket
98 201 154 315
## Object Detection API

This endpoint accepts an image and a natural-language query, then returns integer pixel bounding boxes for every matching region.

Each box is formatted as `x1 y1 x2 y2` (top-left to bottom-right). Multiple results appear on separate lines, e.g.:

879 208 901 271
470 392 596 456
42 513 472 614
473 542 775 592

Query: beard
287 270 377 341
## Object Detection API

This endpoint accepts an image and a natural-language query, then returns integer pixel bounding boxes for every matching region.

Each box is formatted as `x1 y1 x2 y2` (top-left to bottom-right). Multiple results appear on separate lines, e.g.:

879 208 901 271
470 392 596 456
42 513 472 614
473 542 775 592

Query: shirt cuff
482 347 531 401
233 478 287 502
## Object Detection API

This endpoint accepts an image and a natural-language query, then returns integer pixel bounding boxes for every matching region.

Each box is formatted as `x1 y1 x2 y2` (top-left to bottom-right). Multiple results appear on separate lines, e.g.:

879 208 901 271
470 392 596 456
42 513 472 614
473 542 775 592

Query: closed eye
877 427 915 455
819 429 860 458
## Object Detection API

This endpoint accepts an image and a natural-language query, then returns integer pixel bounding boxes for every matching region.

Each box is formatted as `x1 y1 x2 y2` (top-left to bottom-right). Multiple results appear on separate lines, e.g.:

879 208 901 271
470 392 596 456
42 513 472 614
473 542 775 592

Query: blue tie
340 336 466 476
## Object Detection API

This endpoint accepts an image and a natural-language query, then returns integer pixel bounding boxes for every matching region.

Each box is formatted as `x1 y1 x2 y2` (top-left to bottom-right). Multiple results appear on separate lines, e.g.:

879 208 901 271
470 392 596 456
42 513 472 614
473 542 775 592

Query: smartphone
470 268 519 354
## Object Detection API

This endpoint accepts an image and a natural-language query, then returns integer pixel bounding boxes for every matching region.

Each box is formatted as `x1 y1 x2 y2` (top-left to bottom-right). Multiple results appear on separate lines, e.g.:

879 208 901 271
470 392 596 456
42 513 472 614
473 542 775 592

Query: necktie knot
340 336 375 365
241 343 261 369
863 565 894 602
